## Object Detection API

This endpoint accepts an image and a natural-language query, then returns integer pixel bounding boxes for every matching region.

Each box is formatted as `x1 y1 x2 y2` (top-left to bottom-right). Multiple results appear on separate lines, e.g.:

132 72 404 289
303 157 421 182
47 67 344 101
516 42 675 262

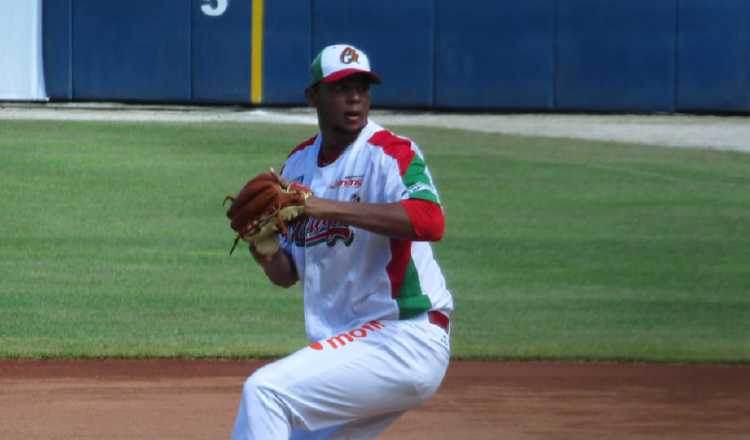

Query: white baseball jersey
280 120 454 343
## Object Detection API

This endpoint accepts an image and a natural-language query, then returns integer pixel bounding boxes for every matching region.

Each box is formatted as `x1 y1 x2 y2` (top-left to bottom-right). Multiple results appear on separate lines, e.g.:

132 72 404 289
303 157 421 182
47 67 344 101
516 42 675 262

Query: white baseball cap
309 44 381 86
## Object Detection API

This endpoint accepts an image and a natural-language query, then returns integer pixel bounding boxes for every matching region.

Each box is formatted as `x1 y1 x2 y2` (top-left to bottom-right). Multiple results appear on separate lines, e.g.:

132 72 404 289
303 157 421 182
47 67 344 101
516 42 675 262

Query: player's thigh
252 319 448 430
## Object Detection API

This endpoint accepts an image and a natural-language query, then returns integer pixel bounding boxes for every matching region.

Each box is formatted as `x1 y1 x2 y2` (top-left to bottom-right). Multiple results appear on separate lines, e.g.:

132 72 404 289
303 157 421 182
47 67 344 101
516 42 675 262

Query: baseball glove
224 170 312 255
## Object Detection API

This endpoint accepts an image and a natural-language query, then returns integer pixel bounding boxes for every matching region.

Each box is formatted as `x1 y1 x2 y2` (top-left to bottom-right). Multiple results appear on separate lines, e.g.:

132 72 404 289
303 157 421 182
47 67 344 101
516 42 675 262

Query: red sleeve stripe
367 130 415 177
401 199 445 242
386 238 411 299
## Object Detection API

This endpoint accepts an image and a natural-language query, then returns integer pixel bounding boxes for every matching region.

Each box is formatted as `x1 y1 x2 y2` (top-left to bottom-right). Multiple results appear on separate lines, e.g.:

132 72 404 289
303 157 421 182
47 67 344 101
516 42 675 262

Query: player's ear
305 85 318 107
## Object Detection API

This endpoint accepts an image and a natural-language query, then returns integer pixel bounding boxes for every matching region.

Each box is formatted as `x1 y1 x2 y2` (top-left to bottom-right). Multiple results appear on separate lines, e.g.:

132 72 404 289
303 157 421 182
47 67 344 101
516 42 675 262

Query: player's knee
243 372 265 398
242 368 279 404
242 369 295 430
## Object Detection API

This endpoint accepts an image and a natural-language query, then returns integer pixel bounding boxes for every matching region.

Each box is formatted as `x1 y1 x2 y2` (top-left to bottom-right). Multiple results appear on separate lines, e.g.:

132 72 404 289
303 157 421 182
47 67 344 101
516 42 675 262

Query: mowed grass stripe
0 120 748 361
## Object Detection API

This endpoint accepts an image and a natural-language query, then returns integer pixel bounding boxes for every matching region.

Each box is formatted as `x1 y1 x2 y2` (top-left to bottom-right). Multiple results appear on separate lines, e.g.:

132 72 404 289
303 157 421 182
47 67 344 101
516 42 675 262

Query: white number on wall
201 0 228 17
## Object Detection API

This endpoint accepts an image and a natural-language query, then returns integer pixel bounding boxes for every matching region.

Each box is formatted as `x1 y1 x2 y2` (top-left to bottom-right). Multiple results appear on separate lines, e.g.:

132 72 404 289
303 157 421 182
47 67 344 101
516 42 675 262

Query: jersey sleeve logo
401 152 441 204
405 181 438 199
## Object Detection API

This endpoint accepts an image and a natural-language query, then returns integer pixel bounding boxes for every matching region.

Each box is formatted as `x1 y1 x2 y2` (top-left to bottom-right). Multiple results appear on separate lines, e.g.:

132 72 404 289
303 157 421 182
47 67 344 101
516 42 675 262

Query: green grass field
1 119 748 362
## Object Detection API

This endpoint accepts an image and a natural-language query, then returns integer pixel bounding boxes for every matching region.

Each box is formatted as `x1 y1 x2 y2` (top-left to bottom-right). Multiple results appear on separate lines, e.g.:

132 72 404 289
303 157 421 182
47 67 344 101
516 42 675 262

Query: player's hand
224 169 312 255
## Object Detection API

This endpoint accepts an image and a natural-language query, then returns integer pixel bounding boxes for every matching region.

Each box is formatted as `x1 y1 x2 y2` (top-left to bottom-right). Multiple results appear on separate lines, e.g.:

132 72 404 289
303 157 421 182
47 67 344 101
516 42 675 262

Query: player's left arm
303 197 443 241
304 144 444 241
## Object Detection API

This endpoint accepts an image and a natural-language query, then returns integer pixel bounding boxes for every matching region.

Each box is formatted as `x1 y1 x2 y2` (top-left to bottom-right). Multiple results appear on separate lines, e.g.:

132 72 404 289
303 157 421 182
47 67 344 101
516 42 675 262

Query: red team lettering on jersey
308 320 385 351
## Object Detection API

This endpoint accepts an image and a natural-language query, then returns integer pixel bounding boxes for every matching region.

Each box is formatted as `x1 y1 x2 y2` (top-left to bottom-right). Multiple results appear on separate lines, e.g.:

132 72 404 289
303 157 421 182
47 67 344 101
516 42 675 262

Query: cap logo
340 47 360 65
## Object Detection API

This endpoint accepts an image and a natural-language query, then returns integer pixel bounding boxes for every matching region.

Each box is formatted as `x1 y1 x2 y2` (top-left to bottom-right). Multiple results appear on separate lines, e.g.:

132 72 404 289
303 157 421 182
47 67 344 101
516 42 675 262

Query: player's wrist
248 242 277 265
302 195 331 218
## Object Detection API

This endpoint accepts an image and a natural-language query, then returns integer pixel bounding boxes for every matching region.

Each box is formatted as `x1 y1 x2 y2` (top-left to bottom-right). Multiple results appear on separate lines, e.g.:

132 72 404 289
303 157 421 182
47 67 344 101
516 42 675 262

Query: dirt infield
1 360 748 439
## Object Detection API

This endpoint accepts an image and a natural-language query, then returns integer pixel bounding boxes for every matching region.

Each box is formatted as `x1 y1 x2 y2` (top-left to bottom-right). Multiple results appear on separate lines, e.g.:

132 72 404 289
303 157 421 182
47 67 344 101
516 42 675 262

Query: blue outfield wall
71 0 192 102
435 0 556 110
262 1 311 104
43 0 250 103
42 0 72 100
556 0 677 112
677 0 750 112
42 0 750 113
191 0 251 103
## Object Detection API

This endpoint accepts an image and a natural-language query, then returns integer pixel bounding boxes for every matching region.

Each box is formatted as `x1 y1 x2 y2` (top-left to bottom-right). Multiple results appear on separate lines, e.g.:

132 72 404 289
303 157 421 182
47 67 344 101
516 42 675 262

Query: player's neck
318 142 347 166
319 128 361 166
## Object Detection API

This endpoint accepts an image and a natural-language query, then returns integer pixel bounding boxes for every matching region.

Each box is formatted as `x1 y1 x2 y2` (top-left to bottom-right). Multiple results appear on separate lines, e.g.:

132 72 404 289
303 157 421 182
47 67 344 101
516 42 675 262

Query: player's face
308 75 371 137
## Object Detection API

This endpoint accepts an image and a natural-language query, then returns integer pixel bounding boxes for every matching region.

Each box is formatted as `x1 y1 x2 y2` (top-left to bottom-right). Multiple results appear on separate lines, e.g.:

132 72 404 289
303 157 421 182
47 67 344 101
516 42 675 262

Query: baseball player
231 44 454 440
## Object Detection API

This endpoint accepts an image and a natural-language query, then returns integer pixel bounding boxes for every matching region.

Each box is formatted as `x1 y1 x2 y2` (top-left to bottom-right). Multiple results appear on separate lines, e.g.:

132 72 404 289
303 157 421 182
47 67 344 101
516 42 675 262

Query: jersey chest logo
292 218 354 248
329 174 364 189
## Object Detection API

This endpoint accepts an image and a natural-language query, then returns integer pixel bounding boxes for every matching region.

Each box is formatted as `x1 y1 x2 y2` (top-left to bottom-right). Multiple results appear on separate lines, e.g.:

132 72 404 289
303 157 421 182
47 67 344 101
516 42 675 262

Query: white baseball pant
231 312 450 439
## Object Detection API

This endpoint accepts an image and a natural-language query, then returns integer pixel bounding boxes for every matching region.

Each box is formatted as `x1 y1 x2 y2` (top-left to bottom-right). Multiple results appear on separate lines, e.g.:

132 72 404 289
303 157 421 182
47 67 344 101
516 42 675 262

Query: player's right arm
249 246 298 288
